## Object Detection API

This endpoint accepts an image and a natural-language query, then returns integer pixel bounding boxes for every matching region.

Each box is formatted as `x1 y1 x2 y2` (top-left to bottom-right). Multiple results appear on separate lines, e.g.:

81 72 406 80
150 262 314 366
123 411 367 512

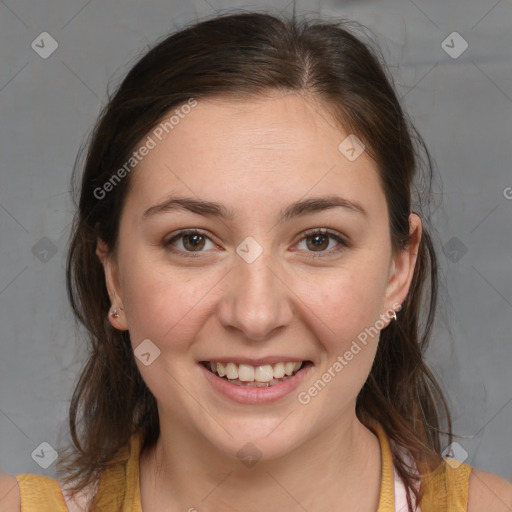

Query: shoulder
2 472 74 512
468 468 512 512
0 473 20 511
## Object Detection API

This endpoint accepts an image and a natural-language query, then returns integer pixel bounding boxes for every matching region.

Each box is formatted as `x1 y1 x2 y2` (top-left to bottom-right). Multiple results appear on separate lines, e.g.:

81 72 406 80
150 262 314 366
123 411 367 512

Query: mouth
200 360 313 388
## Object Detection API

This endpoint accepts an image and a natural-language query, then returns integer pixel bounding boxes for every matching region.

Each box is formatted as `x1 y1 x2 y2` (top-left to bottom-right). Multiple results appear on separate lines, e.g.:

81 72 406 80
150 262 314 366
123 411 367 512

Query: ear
383 213 422 318
96 238 128 331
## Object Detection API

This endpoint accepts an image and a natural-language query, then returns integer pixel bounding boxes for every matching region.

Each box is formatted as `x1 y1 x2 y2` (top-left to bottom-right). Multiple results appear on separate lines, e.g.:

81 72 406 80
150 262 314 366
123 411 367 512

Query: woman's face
99 92 420 460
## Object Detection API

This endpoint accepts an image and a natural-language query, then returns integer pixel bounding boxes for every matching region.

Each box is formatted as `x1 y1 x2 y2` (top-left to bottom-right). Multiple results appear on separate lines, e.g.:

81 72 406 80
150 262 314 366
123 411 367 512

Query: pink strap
392 453 421 512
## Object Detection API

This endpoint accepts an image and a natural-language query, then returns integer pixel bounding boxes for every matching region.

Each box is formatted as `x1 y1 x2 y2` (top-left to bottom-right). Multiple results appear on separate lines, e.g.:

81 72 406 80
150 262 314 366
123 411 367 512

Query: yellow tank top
16 424 471 511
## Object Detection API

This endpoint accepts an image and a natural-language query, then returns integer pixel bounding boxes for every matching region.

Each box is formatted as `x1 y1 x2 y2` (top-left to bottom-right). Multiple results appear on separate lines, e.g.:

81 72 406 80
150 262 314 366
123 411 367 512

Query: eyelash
163 228 348 259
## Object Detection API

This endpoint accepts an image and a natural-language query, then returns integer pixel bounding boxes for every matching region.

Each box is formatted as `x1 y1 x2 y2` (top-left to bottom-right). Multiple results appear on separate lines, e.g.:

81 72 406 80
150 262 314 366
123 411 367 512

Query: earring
391 311 397 321
110 307 119 318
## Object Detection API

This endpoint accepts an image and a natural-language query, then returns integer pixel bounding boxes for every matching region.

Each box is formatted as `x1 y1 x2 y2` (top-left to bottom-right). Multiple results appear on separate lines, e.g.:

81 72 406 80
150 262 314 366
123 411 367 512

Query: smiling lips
204 361 305 387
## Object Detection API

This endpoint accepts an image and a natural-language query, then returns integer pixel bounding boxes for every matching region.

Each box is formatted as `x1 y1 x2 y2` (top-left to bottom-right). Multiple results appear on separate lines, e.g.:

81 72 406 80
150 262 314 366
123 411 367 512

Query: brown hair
60 11 451 510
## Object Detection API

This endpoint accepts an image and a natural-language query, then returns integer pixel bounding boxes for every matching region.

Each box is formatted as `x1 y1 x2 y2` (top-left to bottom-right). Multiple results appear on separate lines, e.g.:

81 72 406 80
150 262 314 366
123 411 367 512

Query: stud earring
391 310 397 321
110 307 119 318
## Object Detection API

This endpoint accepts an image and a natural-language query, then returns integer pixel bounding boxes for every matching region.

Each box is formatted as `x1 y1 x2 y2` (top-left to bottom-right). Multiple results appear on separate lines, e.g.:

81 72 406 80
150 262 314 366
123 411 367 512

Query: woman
2 11 511 512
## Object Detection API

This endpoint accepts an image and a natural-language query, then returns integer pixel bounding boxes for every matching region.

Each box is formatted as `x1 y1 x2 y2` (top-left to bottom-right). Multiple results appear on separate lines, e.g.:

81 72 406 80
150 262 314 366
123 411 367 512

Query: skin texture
0 95 510 512
94 92 421 510
95 92 420 510
0 474 19 511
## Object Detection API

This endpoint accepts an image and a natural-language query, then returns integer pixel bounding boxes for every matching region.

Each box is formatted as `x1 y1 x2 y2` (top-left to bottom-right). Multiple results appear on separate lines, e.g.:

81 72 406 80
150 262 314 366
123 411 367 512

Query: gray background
0 0 511 483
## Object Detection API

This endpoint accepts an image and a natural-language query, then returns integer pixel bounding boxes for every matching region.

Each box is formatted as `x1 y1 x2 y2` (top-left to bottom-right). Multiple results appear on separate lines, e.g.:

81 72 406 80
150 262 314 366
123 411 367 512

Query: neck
139 413 382 511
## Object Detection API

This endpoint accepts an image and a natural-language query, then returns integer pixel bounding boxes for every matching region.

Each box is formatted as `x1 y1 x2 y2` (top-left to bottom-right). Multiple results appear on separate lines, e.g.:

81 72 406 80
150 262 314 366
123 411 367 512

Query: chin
204 419 307 464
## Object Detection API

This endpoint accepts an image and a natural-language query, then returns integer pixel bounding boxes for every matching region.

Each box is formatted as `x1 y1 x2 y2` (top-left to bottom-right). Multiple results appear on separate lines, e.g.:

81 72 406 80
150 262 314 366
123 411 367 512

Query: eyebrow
141 194 367 222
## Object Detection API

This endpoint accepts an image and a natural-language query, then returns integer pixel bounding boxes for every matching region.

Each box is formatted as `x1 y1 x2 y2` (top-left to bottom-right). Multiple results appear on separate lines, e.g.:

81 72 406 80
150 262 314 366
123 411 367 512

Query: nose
216 251 294 341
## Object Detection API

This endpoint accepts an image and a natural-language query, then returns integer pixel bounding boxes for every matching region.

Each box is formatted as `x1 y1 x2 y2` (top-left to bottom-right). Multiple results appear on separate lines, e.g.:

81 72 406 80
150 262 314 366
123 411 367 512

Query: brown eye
305 233 330 251
182 233 206 251
295 229 348 257
164 229 215 256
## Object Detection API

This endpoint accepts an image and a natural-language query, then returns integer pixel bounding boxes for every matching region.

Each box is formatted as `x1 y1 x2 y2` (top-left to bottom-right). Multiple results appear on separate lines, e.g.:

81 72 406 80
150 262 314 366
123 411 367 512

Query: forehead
126 93 386 219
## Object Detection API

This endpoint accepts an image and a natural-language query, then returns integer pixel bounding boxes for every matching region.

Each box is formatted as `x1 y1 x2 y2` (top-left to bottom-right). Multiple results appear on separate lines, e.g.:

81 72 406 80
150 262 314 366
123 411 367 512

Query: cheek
296 260 389 343
295 270 385 407
120 252 222 351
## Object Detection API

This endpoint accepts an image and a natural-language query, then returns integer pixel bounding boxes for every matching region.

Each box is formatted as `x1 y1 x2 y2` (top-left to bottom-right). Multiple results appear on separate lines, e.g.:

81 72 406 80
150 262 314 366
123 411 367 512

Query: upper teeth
208 361 303 382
